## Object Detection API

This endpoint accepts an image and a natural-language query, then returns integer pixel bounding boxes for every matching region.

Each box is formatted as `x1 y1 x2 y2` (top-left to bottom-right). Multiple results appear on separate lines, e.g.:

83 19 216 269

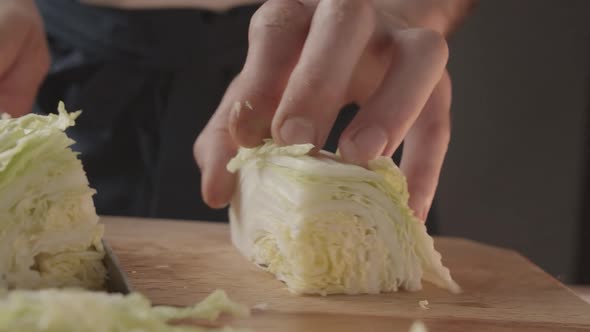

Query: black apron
33 0 438 234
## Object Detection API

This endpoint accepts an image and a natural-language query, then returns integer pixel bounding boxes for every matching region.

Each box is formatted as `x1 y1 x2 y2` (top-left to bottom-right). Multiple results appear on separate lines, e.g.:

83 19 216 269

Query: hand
195 0 472 221
0 0 50 117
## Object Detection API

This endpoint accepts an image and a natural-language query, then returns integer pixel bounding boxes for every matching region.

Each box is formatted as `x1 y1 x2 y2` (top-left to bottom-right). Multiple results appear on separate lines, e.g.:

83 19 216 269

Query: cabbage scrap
409 321 428 332
228 140 460 295
0 288 250 332
0 103 105 290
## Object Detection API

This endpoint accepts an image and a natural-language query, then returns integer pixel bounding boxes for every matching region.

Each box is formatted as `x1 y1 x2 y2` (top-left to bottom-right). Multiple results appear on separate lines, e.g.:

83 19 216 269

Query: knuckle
322 0 375 24
295 70 341 104
251 89 283 110
415 72 452 145
249 0 309 38
424 116 451 144
236 74 283 106
193 132 210 170
323 0 371 15
193 138 205 169
367 31 395 59
412 28 449 60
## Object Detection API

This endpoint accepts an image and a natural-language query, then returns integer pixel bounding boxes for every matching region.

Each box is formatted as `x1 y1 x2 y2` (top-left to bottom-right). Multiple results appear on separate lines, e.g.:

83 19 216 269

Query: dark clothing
33 0 438 234
35 1 257 220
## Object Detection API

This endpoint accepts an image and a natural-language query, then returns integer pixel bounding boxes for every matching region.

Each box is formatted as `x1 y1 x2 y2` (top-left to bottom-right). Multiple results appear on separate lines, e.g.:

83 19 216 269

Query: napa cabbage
0 288 250 332
0 103 104 290
227 140 459 295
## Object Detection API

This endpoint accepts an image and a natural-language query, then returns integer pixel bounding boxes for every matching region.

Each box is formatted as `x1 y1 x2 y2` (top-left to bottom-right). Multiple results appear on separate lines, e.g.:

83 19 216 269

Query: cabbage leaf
0 288 250 332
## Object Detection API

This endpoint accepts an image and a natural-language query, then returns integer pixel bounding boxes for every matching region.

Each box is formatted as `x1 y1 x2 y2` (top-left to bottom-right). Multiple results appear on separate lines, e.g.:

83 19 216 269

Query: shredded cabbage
228 140 459 295
0 103 105 290
0 288 250 332
409 321 428 332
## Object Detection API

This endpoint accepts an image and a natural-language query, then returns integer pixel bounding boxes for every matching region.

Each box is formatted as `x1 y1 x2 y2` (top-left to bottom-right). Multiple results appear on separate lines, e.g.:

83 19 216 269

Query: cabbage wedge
228 140 459 295
0 103 105 290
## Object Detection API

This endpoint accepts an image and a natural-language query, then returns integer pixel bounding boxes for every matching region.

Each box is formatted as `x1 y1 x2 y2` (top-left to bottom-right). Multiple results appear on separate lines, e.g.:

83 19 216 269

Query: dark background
438 0 589 284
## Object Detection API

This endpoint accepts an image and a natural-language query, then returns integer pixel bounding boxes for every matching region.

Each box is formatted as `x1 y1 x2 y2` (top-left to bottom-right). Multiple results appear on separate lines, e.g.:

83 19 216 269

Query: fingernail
202 166 235 209
279 117 316 145
230 101 270 147
228 101 243 136
347 126 388 164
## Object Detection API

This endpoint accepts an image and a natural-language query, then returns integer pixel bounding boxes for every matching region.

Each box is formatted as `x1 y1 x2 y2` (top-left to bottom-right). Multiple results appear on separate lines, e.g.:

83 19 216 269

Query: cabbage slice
0 288 250 332
0 103 105 290
228 140 460 295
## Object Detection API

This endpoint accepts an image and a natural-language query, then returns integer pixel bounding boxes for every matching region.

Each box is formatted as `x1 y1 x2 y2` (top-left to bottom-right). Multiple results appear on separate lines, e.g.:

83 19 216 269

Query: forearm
377 0 478 36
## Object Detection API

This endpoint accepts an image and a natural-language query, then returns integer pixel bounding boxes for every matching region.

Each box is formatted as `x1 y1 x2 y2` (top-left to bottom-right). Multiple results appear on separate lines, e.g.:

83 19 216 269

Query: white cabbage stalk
0 288 250 332
228 140 460 295
0 103 105 290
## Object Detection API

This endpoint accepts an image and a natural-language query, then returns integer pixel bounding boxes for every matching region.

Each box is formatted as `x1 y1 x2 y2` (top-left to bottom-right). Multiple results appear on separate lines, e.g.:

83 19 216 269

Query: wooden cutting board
103 216 590 332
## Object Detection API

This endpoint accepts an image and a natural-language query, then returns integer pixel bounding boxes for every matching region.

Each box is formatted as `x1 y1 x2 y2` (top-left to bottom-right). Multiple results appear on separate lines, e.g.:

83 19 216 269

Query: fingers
0 0 49 117
271 0 376 147
229 0 313 147
198 0 314 208
202 1 452 215
194 79 240 209
401 70 452 222
339 28 448 165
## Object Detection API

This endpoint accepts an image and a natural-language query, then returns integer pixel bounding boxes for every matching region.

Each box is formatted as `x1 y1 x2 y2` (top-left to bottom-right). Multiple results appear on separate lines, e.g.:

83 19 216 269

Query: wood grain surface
570 286 590 304
103 216 590 331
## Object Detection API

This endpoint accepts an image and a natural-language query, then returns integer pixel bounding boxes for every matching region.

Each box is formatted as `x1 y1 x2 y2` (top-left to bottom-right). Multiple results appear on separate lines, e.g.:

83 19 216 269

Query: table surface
570 286 590 304
103 216 590 332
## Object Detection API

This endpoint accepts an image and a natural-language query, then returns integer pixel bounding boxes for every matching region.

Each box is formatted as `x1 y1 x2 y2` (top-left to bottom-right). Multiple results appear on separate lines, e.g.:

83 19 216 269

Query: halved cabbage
0 103 104 290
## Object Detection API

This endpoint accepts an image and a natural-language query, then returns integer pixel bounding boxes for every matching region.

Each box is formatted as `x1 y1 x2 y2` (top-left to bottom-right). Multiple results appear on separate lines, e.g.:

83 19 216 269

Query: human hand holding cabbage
194 0 475 221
